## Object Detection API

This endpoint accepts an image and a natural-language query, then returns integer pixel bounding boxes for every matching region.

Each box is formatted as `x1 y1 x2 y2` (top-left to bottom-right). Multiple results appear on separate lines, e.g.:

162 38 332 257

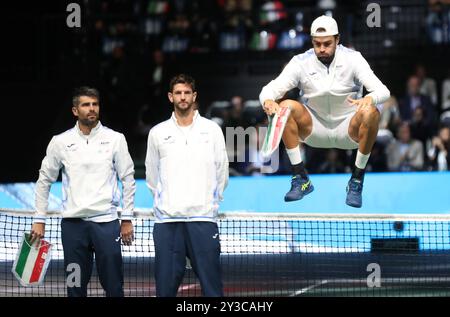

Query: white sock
286 145 302 165
355 150 371 169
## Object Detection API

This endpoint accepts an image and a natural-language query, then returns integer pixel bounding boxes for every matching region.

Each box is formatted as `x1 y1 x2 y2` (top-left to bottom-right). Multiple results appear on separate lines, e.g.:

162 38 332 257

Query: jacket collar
75 121 102 138
171 110 200 127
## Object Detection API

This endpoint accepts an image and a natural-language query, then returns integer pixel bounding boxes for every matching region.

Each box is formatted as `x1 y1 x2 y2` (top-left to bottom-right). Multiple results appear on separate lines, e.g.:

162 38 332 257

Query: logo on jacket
309 72 317 76
67 143 75 148
100 141 110 145
164 136 172 141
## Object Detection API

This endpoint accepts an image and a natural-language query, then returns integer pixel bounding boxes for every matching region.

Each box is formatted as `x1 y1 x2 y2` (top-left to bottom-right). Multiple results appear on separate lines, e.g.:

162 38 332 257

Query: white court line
291 280 328 296
179 283 199 291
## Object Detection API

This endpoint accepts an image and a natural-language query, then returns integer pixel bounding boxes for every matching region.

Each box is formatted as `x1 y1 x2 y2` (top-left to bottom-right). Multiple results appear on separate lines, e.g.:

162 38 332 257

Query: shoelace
292 176 309 189
349 180 362 192
291 176 302 186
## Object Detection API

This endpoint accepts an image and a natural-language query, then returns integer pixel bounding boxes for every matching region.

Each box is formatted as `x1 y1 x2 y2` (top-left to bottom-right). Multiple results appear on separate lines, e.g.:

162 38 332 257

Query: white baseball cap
310 15 339 37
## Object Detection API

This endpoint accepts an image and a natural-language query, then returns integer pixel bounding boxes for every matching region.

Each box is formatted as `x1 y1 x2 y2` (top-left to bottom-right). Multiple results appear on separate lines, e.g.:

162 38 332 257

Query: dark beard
318 53 335 65
174 102 194 114
79 116 98 127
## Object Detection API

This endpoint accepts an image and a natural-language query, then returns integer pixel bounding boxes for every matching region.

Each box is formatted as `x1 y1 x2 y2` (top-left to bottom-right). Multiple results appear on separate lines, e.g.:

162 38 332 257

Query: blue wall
1 172 450 214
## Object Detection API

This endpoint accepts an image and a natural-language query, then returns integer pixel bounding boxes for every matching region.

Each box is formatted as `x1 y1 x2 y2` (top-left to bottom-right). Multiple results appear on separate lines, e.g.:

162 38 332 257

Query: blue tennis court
1 172 450 296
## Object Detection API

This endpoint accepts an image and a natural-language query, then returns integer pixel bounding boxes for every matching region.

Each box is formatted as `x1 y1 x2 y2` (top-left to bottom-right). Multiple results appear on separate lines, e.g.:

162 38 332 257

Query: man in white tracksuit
260 15 390 207
146 74 229 296
30 87 136 296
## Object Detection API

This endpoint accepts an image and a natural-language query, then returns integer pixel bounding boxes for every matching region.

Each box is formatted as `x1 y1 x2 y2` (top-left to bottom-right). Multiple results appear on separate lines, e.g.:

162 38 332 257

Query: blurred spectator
414 64 438 106
409 106 435 152
226 96 245 127
148 49 171 98
317 0 336 11
258 0 287 32
100 46 136 131
277 29 308 51
242 100 266 127
386 122 424 172
442 68 450 111
190 14 219 53
367 143 388 172
399 75 436 127
169 0 189 14
249 30 277 51
138 49 173 127
426 0 450 44
167 14 190 35
427 126 450 170
377 96 400 145
147 1 170 14
441 110 450 125
206 100 231 128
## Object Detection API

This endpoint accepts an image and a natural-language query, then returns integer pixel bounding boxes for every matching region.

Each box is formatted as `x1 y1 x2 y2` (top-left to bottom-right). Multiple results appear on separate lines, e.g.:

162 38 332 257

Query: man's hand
263 100 280 116
348 96 375 112
30 223 45 244
120 220 134 246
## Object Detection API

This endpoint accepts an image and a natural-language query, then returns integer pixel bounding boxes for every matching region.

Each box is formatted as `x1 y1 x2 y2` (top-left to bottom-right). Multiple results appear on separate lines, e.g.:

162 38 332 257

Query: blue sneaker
346 178 363 208
284 175 314 202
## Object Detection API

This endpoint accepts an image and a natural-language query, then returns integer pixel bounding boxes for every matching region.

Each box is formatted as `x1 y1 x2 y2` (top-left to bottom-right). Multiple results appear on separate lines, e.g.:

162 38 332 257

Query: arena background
1 0 449 181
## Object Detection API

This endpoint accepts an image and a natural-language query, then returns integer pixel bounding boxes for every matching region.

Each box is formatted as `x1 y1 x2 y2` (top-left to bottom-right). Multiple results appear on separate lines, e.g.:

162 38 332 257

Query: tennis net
1 209 450 297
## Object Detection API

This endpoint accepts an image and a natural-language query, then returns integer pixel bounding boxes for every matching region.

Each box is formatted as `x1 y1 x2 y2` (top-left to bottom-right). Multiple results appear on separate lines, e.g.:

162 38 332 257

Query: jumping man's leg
280 99 315 202
347 106 381 207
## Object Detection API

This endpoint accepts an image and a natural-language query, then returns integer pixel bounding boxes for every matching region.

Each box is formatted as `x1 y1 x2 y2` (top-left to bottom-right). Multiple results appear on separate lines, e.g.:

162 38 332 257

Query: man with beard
260 15 390 208
145 74 229 296
30 86 136 296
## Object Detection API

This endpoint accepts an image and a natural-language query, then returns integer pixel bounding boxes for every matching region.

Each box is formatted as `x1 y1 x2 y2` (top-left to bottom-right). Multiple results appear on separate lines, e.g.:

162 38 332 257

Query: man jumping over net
260 15 390 208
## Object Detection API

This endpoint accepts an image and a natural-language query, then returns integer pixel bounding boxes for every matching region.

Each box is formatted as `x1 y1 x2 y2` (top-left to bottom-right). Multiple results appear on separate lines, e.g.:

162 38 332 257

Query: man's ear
193 92 197 102
72 106 78 117
168 92 174 103
336 35 340 45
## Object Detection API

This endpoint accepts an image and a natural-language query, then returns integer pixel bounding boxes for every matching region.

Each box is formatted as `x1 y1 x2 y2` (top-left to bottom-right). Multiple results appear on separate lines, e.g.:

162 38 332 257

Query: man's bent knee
360 106 380 124
279 99 303 114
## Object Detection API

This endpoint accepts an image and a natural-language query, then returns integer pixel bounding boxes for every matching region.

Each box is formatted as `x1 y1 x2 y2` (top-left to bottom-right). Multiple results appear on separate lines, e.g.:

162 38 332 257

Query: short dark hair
72 86 100 106
169 74 196 93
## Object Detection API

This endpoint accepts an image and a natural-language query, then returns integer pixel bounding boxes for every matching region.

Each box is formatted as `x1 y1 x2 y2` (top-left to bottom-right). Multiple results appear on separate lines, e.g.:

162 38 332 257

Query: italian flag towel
11 232 52 286
261 105 291 159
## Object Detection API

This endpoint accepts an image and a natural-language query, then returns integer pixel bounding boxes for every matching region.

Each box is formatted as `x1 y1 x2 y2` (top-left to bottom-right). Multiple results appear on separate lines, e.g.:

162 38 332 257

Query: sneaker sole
345 198 362 208
284 185 314 202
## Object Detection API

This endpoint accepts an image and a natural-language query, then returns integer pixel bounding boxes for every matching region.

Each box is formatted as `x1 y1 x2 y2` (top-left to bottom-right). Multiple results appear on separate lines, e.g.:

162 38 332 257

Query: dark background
0 0 448 182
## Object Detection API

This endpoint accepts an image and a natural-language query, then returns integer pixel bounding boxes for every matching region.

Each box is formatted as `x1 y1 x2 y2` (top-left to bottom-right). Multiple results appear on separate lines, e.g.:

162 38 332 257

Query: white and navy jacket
34 122 136 223
259 44 390 126
145 111 229 223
